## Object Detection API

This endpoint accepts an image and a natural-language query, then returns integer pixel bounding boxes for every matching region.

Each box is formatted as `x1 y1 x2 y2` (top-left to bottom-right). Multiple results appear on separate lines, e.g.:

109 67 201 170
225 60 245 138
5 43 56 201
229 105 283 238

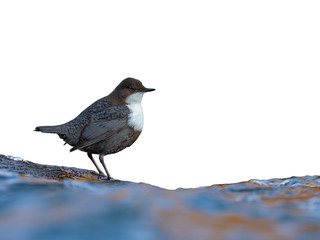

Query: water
0 172 165 240
1 156 320 240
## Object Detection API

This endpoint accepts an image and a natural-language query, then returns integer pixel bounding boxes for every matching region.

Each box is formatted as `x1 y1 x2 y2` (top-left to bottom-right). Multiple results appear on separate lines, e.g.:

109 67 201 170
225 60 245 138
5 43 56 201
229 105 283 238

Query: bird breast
126 93 144 131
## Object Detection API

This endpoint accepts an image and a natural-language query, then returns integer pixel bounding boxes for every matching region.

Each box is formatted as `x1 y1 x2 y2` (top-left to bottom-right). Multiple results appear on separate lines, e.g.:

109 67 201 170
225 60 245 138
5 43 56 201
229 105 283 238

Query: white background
1 1 319 189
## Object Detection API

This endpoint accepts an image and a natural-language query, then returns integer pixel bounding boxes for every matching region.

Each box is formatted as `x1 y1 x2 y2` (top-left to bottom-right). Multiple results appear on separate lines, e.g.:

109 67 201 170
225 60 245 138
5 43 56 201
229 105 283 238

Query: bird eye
128 86 135 92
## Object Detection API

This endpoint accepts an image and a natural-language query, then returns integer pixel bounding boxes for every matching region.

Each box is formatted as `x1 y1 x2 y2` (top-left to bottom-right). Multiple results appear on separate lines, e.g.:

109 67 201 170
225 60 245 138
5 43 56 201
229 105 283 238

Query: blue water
1 169 320 240
0 170 165 240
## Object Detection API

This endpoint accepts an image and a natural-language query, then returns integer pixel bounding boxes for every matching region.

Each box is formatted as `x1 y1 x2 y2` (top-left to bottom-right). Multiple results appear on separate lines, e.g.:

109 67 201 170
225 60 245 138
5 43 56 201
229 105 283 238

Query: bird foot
100 176 113 181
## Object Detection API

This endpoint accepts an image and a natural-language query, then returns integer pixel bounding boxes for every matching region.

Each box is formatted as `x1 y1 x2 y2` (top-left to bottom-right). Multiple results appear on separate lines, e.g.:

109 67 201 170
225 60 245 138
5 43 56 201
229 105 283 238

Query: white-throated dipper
35 77 155 180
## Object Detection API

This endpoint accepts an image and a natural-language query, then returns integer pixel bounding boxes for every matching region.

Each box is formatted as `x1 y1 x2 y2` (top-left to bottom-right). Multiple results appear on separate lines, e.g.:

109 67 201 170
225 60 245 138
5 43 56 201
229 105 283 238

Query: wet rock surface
1 154 320 240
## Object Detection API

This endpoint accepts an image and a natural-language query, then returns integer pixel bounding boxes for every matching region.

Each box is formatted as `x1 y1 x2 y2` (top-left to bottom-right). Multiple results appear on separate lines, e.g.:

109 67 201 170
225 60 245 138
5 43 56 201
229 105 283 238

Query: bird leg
87 152 105 175
99 155 111 180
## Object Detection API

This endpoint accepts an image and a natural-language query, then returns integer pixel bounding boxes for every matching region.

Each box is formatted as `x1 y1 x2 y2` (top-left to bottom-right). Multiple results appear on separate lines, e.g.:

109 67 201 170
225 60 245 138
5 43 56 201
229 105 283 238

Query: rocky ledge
0 154 320 240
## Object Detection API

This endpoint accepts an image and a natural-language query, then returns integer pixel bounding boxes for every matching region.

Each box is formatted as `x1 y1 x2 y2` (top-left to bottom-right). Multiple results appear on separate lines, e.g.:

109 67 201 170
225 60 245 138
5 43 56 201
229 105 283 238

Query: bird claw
100 176 113 181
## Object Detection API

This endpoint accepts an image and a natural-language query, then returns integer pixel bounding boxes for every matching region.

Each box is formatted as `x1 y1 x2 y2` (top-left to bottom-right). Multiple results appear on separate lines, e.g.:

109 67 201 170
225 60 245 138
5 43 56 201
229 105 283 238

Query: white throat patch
126 92 144 131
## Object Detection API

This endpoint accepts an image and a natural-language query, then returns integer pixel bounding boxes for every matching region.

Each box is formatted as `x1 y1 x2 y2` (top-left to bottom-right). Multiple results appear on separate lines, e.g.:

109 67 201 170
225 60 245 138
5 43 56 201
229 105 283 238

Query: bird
35 77 155 180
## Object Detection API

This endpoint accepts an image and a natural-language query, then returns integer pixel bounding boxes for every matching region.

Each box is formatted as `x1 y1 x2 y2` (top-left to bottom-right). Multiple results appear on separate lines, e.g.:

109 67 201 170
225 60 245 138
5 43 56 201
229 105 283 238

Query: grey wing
70 105 129 152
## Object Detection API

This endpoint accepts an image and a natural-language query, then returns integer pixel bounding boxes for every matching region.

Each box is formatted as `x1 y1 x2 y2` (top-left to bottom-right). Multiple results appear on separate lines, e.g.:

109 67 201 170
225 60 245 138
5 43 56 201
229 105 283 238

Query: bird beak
144 88 156 92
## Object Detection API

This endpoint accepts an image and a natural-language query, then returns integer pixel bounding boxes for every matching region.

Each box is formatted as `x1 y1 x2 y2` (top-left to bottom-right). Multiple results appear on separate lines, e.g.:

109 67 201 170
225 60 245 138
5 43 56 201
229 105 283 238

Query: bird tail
34 125 63 134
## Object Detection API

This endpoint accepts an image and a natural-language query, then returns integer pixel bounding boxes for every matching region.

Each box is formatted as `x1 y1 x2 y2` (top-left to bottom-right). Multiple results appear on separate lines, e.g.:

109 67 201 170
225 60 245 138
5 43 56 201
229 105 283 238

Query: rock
0 154 128 185
1 154 320 240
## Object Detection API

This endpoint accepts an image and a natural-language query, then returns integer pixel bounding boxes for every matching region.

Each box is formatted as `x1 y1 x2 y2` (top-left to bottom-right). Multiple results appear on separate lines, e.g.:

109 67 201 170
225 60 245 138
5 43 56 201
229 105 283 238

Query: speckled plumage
35 78 155 179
